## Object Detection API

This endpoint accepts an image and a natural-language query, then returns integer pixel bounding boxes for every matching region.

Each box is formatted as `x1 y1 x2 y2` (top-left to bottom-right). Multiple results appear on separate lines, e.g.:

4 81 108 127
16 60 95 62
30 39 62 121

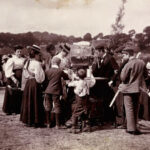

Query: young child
68 67 95 133
44 57 69 129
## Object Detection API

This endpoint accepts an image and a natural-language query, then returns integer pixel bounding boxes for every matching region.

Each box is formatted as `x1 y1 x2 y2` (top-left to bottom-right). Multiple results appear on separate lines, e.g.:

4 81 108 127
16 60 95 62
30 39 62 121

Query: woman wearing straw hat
20 45 45 127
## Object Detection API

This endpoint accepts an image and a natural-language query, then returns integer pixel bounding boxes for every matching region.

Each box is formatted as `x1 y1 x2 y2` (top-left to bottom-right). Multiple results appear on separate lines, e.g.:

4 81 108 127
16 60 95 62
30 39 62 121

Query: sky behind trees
0 0 150 37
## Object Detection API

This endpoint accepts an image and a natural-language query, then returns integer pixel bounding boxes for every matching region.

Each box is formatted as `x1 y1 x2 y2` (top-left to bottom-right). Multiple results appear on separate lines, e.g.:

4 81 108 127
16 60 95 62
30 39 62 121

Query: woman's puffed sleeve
4 58 14 78
34 62 45 83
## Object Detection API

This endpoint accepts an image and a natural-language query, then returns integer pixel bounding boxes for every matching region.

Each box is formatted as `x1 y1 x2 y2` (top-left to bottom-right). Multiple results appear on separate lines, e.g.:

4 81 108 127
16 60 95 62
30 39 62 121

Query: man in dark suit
119 47 146 135
91 45 119 123
44 57 69 129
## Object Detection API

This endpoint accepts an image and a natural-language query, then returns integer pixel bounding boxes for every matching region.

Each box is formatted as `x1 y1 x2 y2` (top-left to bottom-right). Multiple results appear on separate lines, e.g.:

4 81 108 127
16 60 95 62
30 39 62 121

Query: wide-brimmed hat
59 43 70 53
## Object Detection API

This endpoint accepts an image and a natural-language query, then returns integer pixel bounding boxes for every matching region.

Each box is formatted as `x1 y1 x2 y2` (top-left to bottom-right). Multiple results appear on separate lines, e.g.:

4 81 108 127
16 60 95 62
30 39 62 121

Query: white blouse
23 59 45 83
5 55 25 78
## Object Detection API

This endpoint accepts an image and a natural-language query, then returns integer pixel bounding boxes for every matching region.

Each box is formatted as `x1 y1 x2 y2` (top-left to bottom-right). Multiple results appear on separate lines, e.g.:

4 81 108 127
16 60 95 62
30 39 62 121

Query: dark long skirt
20 78 45 127
2 69 22 114
90 80 115 122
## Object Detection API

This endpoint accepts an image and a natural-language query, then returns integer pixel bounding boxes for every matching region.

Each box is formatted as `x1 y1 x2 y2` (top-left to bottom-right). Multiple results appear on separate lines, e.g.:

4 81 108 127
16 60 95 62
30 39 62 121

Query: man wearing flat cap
119 47 146 135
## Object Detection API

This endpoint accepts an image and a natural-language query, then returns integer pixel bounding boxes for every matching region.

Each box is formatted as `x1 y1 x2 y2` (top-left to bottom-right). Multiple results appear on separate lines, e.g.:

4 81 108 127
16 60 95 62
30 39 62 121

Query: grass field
0 88 150 150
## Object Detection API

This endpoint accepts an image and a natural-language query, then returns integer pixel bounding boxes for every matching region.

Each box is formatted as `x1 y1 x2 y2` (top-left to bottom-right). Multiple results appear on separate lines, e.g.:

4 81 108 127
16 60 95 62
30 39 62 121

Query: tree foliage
111 0 127 34
83 33 92 41
0 25 150 55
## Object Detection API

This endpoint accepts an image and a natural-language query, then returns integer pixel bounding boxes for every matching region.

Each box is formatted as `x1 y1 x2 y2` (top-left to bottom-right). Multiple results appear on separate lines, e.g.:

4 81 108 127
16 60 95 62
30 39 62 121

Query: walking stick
109 90 120 107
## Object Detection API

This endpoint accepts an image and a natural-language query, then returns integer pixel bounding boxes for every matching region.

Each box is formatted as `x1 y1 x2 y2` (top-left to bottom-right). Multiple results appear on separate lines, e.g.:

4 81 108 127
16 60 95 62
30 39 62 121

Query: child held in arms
68 66 95 133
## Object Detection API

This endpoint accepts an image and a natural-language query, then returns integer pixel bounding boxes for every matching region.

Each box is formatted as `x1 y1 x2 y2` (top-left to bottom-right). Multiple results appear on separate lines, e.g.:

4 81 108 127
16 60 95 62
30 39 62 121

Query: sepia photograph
0 0 150 150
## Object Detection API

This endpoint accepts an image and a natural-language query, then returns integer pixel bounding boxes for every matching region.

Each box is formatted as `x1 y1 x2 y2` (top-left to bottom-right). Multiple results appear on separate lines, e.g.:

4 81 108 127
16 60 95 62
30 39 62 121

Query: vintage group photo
0 0 150 150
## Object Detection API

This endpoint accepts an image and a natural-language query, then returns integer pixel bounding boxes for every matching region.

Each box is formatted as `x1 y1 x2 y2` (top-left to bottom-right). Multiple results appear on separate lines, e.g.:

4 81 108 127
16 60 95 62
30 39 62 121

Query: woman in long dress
20 45 45 127
2 45 25 115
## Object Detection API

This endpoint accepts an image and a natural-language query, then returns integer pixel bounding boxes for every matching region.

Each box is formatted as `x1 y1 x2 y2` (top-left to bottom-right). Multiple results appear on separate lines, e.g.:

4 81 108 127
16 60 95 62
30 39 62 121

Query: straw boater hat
31 44 41 52
27 44 41 52
59 43 70 53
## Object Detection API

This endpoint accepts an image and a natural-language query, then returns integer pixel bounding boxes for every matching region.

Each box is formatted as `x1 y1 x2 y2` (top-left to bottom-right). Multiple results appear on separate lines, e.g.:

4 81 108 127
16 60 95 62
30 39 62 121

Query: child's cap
77 69 86 79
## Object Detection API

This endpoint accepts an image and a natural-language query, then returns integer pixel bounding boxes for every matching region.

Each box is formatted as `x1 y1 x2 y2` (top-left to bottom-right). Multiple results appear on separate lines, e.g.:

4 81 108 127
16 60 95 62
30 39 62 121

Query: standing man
91 45 119 123
119 47 146 135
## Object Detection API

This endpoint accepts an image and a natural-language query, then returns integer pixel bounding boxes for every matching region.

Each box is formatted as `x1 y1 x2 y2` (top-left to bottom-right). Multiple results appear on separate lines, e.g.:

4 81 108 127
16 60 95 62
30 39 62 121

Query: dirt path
0 89 150 150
